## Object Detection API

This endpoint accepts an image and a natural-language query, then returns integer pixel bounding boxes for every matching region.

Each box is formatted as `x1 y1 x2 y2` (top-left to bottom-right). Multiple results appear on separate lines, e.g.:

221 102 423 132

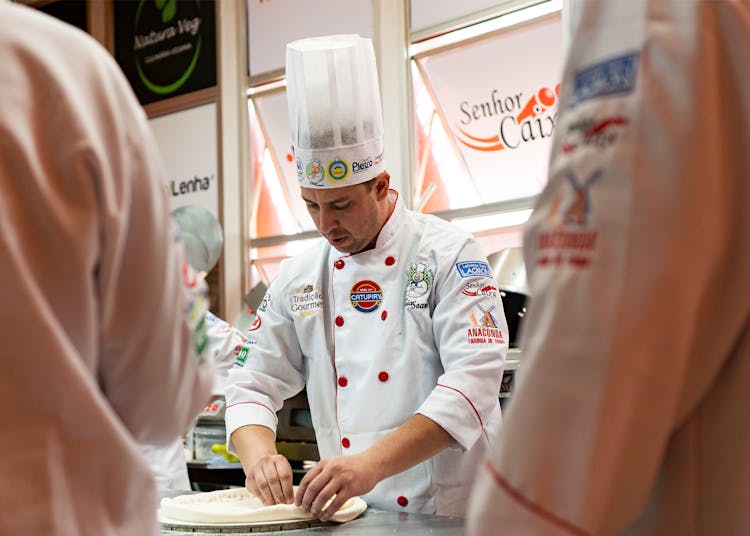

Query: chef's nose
317 206 338 234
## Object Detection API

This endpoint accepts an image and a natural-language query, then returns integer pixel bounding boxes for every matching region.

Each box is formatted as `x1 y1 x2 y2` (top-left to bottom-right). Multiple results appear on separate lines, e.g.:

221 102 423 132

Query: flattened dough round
159 487 367 524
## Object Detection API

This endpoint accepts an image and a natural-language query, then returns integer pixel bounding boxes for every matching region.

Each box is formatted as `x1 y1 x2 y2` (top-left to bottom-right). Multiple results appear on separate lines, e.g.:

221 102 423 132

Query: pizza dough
159 487 367 525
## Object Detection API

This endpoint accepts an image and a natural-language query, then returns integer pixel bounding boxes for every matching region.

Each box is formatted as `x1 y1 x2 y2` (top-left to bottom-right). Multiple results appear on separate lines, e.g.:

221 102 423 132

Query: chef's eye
305 203 319 211
331 202 351 210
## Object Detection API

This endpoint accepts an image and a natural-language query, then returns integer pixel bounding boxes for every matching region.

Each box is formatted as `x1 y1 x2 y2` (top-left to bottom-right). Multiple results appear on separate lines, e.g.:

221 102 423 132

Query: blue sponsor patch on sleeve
456 261 492 278
570 51 639 107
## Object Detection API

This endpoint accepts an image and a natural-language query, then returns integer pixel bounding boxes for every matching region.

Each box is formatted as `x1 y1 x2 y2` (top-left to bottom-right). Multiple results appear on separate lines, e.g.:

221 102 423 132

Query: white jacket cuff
225 402 278 455
417 384 483 451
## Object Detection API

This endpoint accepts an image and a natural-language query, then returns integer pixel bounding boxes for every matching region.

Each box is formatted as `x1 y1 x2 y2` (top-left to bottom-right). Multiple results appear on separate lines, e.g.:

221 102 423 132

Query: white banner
149 103 219 217
419 14 563 202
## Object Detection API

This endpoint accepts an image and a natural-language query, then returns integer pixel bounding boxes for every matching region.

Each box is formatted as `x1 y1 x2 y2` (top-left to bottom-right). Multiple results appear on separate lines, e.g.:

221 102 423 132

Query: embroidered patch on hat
327 158 350 183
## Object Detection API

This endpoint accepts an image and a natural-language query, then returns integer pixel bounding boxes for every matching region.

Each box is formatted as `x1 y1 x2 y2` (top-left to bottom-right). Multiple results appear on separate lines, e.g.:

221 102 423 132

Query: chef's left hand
295 453 380 522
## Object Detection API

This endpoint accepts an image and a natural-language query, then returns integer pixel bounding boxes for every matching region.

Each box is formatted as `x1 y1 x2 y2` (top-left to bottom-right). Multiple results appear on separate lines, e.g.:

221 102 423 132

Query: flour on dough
159 487 367 524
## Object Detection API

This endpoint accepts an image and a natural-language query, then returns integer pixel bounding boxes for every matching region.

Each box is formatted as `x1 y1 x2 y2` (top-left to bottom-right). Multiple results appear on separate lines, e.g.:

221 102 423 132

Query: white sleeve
204 312 249 395
468 1 750 534
416 238 507 451
224 271 306 452
95 56 213 445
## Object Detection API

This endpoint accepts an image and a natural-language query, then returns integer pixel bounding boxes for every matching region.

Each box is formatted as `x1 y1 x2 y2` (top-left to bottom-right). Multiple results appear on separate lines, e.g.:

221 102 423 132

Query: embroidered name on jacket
570 51 639 107
289 284 323 317
455 261 492 278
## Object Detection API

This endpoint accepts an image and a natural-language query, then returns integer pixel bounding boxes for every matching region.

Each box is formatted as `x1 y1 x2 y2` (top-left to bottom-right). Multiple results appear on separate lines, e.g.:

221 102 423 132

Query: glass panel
410 0 533 34
247 93 316 239
412 62 481 212
412 13 563 212
246 0 374 78
248 238 324 290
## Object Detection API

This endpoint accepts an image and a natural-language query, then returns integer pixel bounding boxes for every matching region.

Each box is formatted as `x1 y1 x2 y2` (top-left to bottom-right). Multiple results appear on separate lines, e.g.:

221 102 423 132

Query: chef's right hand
245 453 295 505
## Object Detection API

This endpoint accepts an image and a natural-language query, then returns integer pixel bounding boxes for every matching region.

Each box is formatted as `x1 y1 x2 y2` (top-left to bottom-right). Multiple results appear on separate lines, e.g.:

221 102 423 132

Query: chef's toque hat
286 34 385 189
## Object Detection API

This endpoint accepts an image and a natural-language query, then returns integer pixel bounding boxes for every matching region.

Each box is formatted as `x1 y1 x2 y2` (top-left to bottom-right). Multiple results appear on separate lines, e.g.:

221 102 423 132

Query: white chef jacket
0 4 214 535
226 190 507 516
468 1 750 535
141 312 248 491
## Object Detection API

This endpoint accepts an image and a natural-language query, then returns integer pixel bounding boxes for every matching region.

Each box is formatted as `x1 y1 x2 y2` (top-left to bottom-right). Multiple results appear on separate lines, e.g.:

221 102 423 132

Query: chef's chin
328 237 350 251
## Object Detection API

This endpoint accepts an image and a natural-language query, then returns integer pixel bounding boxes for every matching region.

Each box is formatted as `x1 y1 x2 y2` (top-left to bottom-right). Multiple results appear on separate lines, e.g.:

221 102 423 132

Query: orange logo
456 84 560 152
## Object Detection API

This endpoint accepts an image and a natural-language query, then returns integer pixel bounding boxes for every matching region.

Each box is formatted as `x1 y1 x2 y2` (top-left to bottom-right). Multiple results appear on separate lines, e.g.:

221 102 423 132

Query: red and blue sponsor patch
350 280 383 313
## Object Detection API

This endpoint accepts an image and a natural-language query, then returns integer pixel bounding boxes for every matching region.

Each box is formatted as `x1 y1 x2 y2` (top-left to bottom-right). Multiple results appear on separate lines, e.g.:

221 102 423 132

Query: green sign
114 0 216 105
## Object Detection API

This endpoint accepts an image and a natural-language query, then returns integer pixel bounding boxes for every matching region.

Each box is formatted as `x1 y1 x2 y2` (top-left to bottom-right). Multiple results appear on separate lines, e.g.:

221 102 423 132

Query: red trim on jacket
436 383 483 427
482 459 591 536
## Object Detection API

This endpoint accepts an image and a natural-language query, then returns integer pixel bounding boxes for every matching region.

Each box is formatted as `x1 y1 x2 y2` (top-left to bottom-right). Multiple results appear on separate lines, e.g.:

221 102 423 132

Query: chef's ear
372 171 390 200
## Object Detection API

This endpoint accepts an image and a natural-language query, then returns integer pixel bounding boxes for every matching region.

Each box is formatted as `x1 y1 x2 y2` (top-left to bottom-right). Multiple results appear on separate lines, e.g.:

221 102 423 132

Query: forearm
231 424 278 475
364 413 456 481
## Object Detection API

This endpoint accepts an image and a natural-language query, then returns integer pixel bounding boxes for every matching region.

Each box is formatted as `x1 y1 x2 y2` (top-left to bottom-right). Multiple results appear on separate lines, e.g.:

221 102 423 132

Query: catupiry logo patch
570 51 639 107
456 261 492 278
350 280 383 313
327 158 350 183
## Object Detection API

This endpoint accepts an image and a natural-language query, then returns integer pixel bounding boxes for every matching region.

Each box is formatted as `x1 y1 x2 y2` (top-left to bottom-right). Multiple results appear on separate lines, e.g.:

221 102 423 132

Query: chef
225 34 507 521
467 1 750 534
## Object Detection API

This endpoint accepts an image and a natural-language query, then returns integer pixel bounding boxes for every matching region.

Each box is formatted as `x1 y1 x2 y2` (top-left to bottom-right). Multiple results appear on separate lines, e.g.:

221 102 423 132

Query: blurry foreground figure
0 4 213 534
468 1 750 534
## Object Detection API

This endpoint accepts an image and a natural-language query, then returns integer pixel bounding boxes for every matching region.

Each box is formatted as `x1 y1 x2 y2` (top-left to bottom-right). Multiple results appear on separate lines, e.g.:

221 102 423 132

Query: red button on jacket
341 437 350 449
397 496 409 507
334 259 345 269
335 316 344 327
378 371 389 382
338 376 348 387
385 256 395 266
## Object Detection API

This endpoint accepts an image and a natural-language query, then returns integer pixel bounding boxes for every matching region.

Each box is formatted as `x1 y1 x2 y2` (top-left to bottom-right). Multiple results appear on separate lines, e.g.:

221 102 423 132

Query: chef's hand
245 453 295 506
295 453 380 522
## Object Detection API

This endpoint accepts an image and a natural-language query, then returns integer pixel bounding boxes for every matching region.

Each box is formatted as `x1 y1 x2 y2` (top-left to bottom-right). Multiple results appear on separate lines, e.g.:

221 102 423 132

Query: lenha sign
114 0 216 106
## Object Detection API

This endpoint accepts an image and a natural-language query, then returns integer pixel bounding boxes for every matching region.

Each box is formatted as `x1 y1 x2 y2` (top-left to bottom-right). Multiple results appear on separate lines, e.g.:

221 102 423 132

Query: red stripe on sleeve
482 459 591 536
436 383 483 427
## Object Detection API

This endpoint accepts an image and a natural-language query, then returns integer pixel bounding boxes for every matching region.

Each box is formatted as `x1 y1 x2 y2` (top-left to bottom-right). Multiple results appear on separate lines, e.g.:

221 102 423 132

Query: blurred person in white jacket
225 34 507 521
141 207 248 491
0 3 213 535
468 1 750 534
141 312 247 490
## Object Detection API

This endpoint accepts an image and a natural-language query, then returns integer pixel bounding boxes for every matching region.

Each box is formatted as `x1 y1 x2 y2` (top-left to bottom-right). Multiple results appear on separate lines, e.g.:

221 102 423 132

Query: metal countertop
160 508 464 535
